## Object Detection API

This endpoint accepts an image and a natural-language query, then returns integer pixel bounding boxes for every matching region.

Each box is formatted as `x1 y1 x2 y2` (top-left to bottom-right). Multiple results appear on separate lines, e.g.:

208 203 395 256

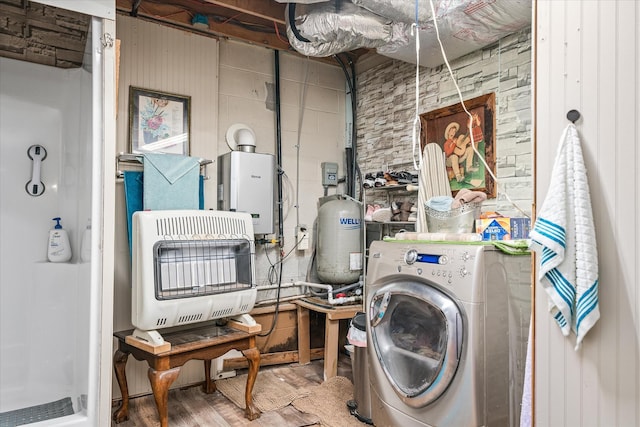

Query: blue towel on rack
529 124 599 350
143 153 200 210
123 171 144 257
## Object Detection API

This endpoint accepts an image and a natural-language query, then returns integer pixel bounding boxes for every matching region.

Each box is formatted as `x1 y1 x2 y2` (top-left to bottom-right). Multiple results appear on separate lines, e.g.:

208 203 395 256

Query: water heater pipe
257 50 286 339
291 281 362 305
257 281 362 305
333 54 358 199
275 50 284 248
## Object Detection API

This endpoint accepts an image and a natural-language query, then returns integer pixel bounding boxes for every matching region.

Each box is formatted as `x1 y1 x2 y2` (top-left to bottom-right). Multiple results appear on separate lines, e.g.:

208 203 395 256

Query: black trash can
347 312 372 424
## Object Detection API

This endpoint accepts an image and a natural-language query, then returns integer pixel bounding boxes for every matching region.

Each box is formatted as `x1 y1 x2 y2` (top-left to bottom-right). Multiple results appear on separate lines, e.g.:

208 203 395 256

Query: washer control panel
404 249 449 266
388 244 480 286
368 241 487 303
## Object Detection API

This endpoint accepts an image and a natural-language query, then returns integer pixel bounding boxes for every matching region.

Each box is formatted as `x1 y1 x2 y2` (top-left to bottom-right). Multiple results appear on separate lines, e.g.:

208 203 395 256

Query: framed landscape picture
420 93 496 198
128 87 190 155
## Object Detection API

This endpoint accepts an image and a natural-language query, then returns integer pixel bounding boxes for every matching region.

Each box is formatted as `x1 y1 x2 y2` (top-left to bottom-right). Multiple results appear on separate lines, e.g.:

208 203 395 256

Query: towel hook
566 109 581 124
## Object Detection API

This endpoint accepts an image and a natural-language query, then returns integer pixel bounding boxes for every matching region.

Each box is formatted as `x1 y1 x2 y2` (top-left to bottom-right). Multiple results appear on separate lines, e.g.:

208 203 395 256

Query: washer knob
438 255 449 265
405 249 418 265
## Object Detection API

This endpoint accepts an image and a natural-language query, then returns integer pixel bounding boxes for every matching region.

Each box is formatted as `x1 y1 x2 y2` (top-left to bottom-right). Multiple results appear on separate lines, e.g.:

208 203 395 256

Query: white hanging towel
529 124 599 350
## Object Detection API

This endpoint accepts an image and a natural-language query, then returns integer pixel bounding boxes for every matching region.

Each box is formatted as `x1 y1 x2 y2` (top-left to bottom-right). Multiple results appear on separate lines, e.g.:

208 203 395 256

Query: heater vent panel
154 215 252 238
153 239 253 300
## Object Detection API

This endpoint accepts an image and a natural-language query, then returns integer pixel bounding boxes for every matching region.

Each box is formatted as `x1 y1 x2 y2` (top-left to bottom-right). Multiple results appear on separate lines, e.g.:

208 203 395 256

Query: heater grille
153 239 253 300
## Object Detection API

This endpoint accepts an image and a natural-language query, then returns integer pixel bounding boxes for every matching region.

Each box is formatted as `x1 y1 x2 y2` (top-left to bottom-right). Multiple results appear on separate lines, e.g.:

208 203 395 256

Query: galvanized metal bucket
424 202 482 233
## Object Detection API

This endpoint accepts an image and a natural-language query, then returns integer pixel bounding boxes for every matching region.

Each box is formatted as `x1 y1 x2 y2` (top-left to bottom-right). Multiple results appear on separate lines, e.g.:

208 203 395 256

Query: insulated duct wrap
352 0 432 23
286 1 409 57
285 0 532 68
368 0 532 65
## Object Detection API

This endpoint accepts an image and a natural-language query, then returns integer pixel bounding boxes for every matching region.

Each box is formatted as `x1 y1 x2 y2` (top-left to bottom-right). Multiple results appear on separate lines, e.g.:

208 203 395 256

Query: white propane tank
316 195 363 285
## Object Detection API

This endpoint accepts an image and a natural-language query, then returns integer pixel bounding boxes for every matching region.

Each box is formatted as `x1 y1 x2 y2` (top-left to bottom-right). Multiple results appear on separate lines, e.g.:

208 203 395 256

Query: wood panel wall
113 14 219 397
534 1 639 425
112 14 348 399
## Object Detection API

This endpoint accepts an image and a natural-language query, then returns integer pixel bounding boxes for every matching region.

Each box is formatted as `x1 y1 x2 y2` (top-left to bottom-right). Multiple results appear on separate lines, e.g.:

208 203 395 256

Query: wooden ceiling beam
116 0 291 51
201 0 286 25
115 0 369 65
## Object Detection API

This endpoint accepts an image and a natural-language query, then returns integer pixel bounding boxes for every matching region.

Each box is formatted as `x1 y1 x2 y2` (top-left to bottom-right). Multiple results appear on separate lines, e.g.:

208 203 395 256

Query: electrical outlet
296 225 309 250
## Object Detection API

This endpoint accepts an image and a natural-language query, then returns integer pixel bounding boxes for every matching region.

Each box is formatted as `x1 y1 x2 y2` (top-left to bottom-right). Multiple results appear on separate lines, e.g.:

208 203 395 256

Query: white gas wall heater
131 210 258 347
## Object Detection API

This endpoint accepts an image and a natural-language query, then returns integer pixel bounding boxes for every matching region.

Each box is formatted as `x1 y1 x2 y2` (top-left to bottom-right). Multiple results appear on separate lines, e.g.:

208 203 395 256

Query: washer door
369 280 464 408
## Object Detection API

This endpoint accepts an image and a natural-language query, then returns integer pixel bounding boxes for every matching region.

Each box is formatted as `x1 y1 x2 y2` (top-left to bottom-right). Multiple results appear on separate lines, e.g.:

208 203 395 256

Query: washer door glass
369 280 463 408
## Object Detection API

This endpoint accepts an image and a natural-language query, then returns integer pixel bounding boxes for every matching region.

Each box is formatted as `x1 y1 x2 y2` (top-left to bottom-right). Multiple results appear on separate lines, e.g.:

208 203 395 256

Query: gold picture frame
420 93 496 198
128 86 191 155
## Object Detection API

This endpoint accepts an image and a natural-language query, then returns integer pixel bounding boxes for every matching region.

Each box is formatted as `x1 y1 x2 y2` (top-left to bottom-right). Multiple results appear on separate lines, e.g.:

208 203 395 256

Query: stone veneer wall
357 28 532 217
0 1 90 68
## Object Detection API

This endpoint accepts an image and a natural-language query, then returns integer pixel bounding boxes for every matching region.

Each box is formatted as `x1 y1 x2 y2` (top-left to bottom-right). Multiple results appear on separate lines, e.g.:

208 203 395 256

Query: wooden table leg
241 347 261 421
112 349 130 423
203 359 216 394
297 305 310 365
324 317 340 380
148 367 181 427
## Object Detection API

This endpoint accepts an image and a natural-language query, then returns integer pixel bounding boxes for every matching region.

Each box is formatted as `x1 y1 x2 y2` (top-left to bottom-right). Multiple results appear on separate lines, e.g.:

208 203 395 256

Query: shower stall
0 3 115 426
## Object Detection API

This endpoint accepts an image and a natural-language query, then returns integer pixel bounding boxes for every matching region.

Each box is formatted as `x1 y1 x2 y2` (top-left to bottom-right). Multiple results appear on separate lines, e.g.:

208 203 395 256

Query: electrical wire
411 0 422 171
427 0 530 218
273 20 290 46
256 229 309 338
280 169 295 222
295 58 310 227
220 12 244 25
258 244 282 337
209 14 279 34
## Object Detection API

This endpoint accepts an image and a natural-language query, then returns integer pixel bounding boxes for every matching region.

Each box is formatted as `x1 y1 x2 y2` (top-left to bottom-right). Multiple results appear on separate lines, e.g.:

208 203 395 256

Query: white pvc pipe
256 281 362 305
293 281 362 305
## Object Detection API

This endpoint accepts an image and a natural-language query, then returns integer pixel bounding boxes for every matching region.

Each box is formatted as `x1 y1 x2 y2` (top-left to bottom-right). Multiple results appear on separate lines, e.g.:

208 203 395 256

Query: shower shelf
116 152 213 180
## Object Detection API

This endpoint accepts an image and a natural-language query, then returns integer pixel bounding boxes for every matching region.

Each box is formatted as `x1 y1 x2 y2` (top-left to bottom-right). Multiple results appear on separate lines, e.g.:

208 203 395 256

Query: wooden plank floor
111 353 356 427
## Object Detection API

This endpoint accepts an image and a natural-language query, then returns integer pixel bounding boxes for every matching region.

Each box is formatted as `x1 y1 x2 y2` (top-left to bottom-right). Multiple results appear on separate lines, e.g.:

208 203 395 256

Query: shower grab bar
26 144 47 196
115 152 213 180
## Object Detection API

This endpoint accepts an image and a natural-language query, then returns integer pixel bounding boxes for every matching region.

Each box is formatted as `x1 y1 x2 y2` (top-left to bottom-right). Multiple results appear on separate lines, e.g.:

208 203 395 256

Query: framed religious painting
128 86 191 155
420 92 496 198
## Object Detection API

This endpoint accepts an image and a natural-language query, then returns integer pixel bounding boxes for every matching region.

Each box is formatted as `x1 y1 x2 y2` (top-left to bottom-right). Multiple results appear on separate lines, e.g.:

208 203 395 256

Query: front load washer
366 241 531 427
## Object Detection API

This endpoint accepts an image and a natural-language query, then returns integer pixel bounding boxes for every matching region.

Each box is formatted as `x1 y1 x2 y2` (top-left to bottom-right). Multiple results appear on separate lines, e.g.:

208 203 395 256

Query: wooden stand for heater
113 322 262 427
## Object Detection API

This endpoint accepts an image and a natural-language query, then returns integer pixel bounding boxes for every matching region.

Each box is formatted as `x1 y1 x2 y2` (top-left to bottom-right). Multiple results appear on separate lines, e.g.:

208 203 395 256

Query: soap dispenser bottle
80 218 91 263
48 217 72 262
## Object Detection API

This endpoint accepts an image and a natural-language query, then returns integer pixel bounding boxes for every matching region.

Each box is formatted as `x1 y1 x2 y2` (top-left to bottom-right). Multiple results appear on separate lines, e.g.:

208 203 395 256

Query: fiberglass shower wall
0 56 93 414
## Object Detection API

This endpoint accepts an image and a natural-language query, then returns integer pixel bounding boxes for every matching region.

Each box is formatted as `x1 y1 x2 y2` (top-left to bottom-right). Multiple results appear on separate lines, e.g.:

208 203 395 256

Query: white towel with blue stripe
529 124 599 350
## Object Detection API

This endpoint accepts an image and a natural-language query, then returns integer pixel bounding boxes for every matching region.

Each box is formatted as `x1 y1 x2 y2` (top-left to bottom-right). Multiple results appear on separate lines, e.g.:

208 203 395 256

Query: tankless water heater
217 151 275 235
